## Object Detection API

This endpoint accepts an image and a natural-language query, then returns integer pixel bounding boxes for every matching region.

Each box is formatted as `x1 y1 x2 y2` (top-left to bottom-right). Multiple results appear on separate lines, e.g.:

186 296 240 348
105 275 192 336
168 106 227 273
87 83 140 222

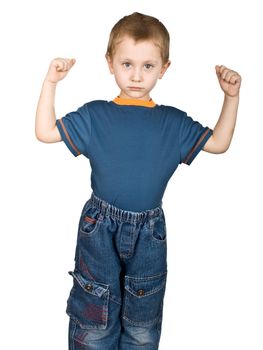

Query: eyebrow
120 58 159 64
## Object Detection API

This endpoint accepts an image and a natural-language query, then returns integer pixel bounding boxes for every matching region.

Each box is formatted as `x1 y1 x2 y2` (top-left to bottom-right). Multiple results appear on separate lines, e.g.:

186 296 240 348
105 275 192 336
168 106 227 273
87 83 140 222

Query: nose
131 67 142 82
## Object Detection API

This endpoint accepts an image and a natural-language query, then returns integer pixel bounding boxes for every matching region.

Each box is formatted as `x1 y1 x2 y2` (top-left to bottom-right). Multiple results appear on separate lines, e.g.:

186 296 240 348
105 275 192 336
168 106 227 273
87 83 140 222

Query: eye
122 62 131 69
144 64 154 70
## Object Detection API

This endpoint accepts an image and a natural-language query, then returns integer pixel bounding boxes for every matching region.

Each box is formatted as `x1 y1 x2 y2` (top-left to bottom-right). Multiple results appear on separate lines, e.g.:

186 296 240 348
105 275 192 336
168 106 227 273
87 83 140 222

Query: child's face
106 36 170 100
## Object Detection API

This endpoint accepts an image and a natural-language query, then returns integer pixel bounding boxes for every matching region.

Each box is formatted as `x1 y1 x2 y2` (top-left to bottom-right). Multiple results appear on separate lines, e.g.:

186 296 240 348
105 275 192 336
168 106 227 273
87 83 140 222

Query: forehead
113 36 162 61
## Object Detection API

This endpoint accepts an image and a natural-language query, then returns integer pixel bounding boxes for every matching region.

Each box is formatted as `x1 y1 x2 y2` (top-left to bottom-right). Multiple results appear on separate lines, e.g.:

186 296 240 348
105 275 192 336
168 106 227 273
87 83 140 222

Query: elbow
35 129 50 143
35 129 46 142
35 130 43 142
214 144 231 154
35 126 61 143
205 135 232 154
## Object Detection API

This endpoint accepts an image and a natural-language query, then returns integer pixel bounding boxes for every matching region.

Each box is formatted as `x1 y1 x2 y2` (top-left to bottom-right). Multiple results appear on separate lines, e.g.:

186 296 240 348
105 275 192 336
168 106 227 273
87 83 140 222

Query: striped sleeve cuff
182 128 213 165
56 118 81 157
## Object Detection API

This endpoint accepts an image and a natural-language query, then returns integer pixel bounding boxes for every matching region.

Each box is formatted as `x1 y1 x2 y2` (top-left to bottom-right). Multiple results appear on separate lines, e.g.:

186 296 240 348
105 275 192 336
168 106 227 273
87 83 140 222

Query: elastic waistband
90 192 163 223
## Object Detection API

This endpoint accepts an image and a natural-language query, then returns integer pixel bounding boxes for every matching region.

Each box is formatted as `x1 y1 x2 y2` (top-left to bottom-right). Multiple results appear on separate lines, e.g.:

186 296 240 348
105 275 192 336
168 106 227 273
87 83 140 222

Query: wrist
224 93 239 101
43 79 58 87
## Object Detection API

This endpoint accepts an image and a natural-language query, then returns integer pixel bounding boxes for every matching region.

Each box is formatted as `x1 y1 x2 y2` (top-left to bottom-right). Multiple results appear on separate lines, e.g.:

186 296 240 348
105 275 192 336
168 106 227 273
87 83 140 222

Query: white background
1 0 262 349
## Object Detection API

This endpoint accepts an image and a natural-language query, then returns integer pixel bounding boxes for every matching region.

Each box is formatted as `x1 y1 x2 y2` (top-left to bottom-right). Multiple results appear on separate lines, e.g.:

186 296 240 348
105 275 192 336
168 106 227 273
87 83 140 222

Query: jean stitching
125 271 167 281
79 219 102 236
69 319 77 350
129 284 166 298
110 294 122 306
122 314 163 327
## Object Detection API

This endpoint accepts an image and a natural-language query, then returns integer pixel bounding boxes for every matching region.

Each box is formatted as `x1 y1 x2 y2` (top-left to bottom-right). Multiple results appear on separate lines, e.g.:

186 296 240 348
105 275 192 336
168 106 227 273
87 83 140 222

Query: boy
35 12 241 350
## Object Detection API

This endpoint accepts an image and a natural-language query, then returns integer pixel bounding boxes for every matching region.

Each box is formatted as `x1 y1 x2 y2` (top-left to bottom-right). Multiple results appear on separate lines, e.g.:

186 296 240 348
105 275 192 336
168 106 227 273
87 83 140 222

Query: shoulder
80 100 113 115
83 100 110 109
156 104 187 121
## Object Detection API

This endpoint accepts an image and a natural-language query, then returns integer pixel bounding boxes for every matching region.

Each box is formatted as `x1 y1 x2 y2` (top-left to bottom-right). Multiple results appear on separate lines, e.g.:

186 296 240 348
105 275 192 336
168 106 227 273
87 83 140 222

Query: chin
125 91 149 100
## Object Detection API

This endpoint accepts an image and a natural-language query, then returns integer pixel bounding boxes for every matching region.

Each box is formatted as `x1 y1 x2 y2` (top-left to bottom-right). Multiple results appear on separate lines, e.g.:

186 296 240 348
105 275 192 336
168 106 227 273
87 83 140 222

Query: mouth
128 87 144 91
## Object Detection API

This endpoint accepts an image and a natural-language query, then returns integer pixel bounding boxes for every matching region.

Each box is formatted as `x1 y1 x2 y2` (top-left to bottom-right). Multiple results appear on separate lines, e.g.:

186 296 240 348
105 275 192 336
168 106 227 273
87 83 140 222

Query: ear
105 54 114 74
159 60 171 79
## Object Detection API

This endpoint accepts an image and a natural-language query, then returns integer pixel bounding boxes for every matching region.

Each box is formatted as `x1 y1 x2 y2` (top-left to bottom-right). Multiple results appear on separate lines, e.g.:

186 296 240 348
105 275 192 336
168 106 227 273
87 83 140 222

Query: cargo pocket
66 270 110 329
122 272 167 326
79 205 103 236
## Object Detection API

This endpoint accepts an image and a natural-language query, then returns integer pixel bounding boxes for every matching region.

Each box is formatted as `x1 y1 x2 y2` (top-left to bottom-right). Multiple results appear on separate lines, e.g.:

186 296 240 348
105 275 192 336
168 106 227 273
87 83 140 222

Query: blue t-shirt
56 97 213 212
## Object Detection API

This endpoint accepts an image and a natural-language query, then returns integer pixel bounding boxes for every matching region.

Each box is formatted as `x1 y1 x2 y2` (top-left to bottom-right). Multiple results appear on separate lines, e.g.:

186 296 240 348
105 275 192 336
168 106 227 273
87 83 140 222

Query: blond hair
106 12 170 65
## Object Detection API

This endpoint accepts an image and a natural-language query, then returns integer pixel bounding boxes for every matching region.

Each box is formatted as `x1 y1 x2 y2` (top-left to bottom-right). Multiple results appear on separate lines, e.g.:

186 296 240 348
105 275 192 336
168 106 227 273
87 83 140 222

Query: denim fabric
67 192 168 349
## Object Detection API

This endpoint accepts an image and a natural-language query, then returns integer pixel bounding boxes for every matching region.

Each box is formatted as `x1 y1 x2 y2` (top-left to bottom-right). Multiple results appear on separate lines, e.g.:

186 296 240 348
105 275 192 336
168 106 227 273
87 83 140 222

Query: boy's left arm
203 65 242 153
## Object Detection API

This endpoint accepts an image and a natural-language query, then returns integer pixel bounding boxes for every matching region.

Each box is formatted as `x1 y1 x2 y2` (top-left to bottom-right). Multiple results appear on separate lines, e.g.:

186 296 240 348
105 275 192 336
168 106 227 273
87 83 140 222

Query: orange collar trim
112 96 156 108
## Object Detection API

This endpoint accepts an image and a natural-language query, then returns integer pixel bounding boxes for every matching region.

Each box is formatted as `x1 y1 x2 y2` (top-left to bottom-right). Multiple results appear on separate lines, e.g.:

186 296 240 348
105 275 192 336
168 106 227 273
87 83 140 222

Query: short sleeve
179 113 213 165
56 104 91 157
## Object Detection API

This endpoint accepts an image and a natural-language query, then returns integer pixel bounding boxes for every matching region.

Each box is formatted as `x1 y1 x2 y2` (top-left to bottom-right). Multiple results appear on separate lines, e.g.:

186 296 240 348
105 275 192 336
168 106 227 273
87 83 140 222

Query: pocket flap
68 271 109 298
67 270 110 329
124 272 167 298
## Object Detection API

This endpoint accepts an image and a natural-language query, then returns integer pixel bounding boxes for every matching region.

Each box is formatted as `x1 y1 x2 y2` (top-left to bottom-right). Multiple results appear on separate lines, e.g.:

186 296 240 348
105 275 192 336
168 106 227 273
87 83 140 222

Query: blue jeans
67 192 167 349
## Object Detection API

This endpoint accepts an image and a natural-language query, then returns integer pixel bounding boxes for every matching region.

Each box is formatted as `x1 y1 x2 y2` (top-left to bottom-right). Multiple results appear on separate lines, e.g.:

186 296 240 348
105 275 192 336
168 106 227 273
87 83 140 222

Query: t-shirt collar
112 96 156 108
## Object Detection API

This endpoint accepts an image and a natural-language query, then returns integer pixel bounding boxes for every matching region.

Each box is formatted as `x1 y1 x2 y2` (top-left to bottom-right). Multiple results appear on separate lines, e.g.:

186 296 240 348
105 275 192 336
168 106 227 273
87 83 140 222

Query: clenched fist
45 58 76 84
215 65 241 98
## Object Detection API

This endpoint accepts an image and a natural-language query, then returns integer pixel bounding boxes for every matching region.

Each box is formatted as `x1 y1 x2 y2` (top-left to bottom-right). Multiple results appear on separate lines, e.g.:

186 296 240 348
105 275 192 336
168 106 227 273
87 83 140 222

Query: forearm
203 65 241 154
213 94 239 151
204 94 239 153
35 80 57 140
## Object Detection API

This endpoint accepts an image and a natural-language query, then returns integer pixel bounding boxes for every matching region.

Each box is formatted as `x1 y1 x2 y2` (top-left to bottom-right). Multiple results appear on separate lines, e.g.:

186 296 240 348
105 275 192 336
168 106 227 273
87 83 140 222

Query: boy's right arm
35 58 76 143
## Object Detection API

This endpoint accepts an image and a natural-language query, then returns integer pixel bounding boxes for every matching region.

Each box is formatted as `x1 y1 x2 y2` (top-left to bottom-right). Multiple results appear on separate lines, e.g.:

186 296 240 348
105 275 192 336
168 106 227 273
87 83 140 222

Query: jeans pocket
149 213 167 243
122 272 167 326
66 270 110 330
79 205 102 236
